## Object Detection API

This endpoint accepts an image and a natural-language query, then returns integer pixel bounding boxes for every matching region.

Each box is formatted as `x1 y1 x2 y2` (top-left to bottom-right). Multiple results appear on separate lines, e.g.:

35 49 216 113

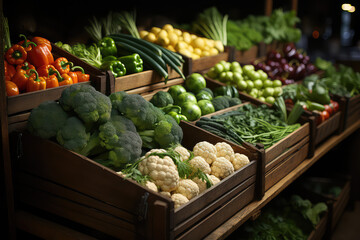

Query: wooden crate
7 43 107 133
332 94 360 131
190 101 312 192
11 119 264 240
108 66 182 94
307 211 329 240
232 45 259 64
182 46 234 76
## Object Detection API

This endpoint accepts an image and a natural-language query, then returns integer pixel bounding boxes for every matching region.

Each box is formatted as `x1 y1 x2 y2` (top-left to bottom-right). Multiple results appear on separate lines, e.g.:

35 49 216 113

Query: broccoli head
59 84 112 126
154 115 183 149
109 91 165 131
27 101 69 139
211 96 230 111
56 116 90 153
95 114 143 169
150 90 174 108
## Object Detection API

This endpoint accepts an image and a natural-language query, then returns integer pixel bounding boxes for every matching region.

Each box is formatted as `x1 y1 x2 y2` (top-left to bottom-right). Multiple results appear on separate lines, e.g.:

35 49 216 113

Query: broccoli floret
212 96 230 111
95 114 143 169
154 115 183 148
109 91 165 131
59 84 112 126
27 101 69 139
150 90 174 107
228 97 242 106
56 116 90 153
139 115 183 149
56 116 103 157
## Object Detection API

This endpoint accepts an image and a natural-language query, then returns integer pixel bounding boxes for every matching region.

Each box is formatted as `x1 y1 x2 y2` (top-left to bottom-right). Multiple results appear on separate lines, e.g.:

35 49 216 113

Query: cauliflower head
174 145 191 161
211 157 234 179
171 193 189 209
215 142 235 161
138 154 179 192
208 174 221 185
144 181 158 192
160 191 171 198
230 153 250 171
174 179 200 200
193 141 217 164
189 156 211 175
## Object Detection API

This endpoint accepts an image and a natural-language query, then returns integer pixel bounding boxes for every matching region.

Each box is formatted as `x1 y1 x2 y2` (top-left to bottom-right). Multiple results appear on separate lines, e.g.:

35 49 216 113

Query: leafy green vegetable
196 104 300 148
226 19 263 51
192 6 228 45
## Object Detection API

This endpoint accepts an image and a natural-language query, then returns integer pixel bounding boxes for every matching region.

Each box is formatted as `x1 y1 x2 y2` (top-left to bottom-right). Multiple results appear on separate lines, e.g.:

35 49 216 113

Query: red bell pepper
5 80 20 96
27 42 54 68
17 34 37 52
31 36 52 52
5 44 27 65
49 68 73 86
68 71 78 84
45 74 59 89
4 60 16 81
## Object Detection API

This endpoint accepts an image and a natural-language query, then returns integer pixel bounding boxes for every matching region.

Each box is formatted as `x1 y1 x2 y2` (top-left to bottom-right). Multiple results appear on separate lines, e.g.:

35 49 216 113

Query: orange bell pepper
26 69 46 92
17 34 37 52
5 44 27 65
68 71 78 84
37 64 57 77
5 80 20 96
50 68 73 86
45 74 59 89
53 57 73 74
72 66 90 82
11 68 30 92
27 42 54 68
4 60 16 81
16 61 35 74
31 36 52 52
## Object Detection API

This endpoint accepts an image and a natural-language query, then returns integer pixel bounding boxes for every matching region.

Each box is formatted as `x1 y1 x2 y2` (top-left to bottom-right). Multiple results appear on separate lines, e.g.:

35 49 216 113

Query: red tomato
331 100 339 113
320 110 330 122
324 104 333 116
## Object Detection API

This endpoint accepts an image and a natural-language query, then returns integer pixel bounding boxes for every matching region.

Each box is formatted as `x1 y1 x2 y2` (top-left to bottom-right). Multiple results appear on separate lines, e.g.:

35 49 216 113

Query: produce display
282 79 340 124
150 72 243 122
195 102 303 149
55 11 184 81
206 60 283 104
232 194 328 239
140 23 224 59
120 140 250 208
253 43 317 84
314 57 360 98
4 34 90 96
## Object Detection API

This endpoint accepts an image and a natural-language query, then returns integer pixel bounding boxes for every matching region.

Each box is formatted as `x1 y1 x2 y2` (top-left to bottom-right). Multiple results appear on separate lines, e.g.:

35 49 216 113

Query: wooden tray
7 43 107 133
191 101 311 191
11 121 264 240
332 94 360 131
182 46 234 76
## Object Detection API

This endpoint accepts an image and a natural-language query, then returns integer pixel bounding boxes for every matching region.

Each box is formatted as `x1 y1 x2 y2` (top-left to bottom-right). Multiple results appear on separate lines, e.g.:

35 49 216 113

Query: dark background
3 0 360 62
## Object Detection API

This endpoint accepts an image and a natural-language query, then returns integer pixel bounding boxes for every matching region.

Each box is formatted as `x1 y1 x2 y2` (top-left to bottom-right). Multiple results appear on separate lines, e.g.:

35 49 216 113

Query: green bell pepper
100 60 126 78
99 37 117 57
167 111 188 124
160 104 182 114
118 53 143 74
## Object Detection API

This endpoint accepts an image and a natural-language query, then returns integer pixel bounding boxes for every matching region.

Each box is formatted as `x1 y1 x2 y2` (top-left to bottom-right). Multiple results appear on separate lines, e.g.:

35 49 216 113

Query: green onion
116 10 140 39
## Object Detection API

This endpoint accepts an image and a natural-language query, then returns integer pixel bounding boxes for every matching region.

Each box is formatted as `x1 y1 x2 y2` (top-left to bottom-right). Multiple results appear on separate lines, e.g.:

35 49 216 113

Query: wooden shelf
204 119 360 240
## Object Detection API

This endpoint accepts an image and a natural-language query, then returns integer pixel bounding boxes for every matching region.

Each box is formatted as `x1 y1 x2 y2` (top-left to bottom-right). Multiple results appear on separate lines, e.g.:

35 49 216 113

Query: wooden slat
15 210 97 240
315 111 342 145
265 122 309 163
126 78 184 96
307 211 328 240
265 142 309 191
16 184 137 239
